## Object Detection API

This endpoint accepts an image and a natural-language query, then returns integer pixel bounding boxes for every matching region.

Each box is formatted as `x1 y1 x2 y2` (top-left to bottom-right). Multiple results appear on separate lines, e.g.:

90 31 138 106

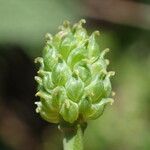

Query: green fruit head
35 19 115 124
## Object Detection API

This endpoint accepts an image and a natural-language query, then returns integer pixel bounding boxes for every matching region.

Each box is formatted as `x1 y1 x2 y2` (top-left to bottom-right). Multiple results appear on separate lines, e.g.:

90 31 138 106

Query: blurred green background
0 0 150 150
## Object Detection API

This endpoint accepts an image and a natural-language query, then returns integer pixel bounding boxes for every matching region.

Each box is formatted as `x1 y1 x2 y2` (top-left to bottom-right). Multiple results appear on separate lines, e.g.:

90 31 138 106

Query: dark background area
0 0 150 150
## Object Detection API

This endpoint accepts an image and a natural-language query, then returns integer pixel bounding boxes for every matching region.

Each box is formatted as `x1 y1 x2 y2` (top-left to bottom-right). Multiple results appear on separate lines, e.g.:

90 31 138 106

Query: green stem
59 122 87 150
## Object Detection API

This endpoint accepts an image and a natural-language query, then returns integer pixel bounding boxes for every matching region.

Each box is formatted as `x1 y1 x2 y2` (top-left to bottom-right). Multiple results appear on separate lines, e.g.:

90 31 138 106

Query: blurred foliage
0 0 150 150
0 0 81 57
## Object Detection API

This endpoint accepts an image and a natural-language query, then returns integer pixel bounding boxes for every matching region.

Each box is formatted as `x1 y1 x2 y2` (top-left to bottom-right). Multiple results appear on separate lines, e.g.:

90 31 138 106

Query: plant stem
60 122 87 150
